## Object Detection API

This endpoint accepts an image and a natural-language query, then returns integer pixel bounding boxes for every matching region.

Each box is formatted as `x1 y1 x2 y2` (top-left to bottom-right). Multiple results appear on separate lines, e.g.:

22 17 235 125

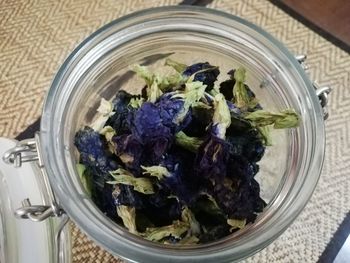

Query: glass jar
2 6 330 263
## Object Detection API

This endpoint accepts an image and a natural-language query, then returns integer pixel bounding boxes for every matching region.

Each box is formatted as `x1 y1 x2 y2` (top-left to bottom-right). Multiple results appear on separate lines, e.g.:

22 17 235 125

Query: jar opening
40 6 325 263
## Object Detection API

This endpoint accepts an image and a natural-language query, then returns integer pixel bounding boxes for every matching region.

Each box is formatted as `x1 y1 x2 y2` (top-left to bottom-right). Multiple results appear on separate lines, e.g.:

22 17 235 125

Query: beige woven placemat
1 0 349 262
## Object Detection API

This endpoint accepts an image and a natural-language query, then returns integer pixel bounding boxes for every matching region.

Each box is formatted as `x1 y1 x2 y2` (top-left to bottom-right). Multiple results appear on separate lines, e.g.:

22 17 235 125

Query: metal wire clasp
295 54 332 120
3 133 68 262
15 198 59 222
313 82 332 120
2 133 64 221
3 138 38 167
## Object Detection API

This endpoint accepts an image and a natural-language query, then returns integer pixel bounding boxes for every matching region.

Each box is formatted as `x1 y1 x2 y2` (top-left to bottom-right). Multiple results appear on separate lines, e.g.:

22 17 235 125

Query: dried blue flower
113 184 146 209
126 189 182 227
129 102 173 143
212 179 265 222
226 131 265 162
105 90 134 134
182 105 213 137
226 156 259 181
113 134 144 173
90 180 118 219
183 62 219 90
194 93 232 182
74 127 118 177
199 224 230 243
142 153 198 204
143 193 182 226
226 113 253 135
195 135 230 182
157 93 192 133
220 80 235 101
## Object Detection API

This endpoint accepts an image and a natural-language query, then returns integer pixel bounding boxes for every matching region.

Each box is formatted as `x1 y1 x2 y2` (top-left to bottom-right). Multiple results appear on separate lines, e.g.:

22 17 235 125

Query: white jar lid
0 138 70 263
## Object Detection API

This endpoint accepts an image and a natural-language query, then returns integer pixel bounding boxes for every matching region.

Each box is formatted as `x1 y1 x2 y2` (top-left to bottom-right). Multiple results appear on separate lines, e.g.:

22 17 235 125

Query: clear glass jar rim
40 6 325 262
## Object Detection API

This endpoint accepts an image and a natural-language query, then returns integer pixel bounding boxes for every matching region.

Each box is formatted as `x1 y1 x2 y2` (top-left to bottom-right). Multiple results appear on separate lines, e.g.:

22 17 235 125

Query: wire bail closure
3 133 64 221
295 54 332 120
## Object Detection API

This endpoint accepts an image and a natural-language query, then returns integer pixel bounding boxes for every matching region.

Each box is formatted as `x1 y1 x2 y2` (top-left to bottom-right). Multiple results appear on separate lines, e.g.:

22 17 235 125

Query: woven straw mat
1 0 349 262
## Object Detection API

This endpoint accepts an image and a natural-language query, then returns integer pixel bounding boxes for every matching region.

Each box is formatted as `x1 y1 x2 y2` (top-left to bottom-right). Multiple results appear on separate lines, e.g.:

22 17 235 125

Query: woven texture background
1 0 349 262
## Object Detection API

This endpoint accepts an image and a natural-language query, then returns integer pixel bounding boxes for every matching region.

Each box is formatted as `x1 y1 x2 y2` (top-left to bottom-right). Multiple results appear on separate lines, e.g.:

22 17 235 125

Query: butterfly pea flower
142 153 196 204
105 90 135 135
195 93 231 182
212 179 266 222
116 81 207 168
166 59 219 92
113 134 144 173
74 127 118 177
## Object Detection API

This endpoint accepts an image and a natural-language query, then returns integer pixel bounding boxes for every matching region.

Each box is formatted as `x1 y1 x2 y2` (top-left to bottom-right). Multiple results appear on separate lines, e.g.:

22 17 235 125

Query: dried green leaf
231 67 259 109
97 98 115 115
175 131 204 153
128 97 144 108
100 125 116 153
100 125 116 142
213 93 231 139
165 58 187 73
232 67 250 108
117 205 138 234
108 168 154 194
131 65 162 102
143 220 189 241
76 163 86 178
192 101 212 109
177 236 199 245
131 64 154 87
201 193 222 212
132 64 187 101
172 81 207 123
76 163 92 197
245 109 300 129
165 72 186 88
149 79 163 103
91 98 115 132
181 207 201 236
209 87 220 97
227 218 246 231
257 126 272 146
141 165 171 180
